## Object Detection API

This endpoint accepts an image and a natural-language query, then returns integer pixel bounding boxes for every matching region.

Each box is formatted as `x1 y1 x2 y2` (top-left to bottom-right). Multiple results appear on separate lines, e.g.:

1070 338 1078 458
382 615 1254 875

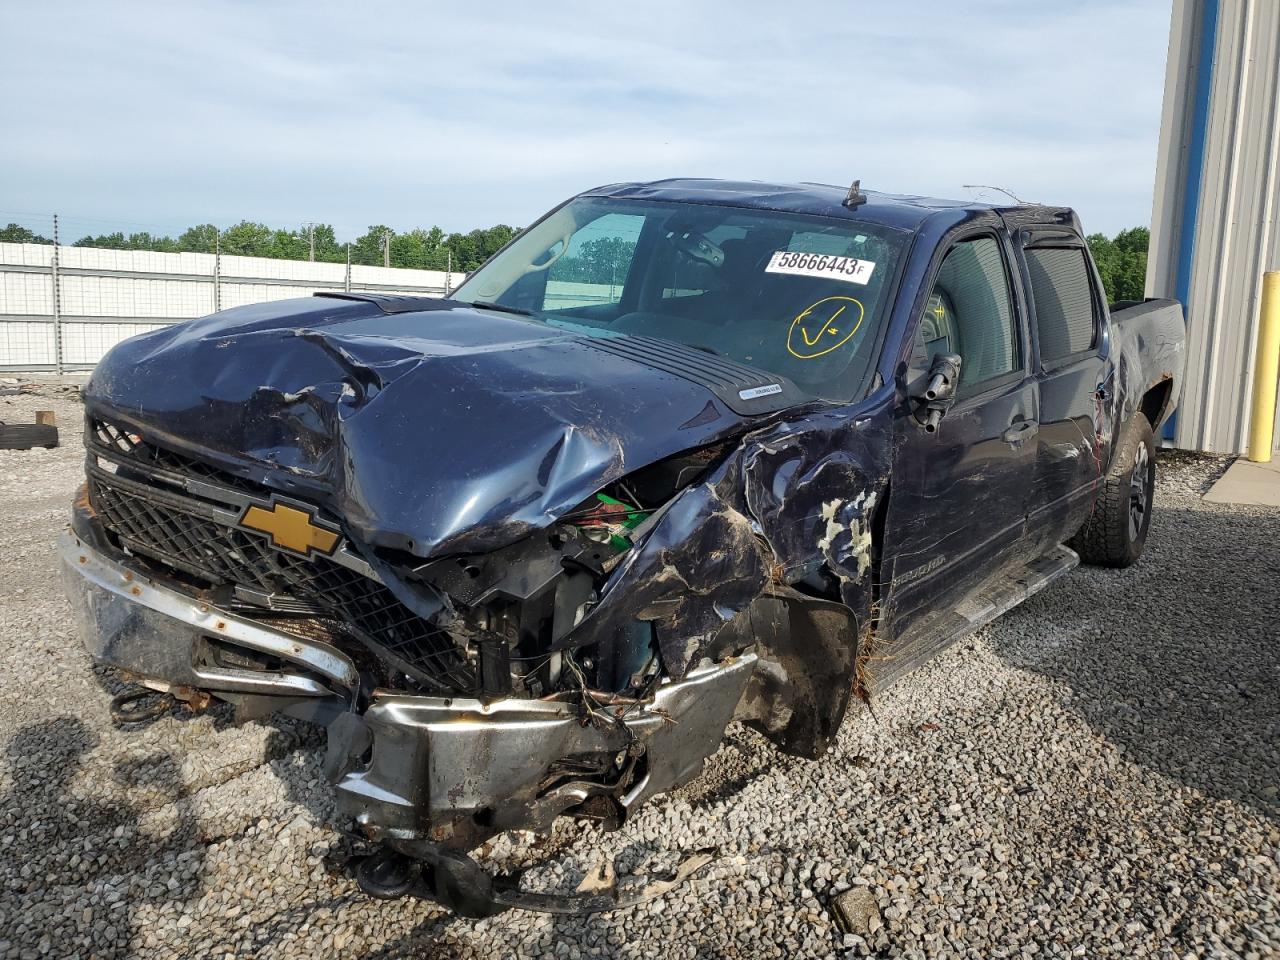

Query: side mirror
912 353 962 433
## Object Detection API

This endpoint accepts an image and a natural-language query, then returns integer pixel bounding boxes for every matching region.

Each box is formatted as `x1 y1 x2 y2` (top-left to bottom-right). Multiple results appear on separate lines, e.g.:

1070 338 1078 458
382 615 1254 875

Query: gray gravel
0 381 1277 959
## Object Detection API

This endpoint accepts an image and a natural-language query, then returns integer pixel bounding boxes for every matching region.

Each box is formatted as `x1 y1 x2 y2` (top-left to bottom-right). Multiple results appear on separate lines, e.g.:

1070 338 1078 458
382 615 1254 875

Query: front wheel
1069 413 1156 568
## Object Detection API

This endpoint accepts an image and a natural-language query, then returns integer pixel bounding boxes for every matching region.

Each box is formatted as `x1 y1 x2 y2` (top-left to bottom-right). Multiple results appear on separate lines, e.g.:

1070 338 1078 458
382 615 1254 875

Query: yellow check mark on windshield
798 304 846 346
787 296 864 359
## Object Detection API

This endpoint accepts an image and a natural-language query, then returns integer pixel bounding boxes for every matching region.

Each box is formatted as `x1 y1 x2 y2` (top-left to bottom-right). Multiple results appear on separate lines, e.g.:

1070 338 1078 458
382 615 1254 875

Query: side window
1024 247 1097 364
913 236 1019 390
542 213 644 311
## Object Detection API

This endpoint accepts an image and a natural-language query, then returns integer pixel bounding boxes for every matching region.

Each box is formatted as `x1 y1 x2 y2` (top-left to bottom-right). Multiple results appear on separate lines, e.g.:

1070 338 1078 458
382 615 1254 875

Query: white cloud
0 0 1172 238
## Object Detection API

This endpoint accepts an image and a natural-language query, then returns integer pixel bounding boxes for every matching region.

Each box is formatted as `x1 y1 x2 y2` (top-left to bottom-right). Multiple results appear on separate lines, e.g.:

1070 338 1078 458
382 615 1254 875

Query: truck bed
1108 297 1186 433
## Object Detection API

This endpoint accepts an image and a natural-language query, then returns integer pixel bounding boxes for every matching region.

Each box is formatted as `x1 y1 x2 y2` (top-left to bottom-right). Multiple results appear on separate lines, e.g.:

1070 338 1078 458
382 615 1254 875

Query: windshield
452 197 908 402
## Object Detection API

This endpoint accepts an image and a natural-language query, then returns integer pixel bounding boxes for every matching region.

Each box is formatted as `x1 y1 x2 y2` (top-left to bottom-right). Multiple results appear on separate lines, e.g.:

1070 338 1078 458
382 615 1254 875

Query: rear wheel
1069 413 1156 568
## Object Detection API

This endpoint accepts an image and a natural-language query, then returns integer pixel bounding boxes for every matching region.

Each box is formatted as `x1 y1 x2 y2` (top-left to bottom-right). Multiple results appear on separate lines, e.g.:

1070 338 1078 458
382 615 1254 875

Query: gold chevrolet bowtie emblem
240 502 340 557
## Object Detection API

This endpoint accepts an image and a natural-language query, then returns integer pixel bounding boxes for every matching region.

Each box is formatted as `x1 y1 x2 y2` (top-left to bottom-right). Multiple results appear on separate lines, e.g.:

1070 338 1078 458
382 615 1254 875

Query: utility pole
383 230 391 269
344 243 352 292
445 249 452 296
305 222 316 262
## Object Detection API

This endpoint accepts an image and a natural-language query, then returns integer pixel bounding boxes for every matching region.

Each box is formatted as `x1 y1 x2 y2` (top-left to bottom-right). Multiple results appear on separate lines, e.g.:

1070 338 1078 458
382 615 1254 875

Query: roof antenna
962 184 1028 204
842 179 868 210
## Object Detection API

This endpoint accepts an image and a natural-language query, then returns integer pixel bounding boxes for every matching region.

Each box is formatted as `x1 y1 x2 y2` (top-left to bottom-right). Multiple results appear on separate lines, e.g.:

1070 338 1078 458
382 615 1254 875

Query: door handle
1002 420 1039 443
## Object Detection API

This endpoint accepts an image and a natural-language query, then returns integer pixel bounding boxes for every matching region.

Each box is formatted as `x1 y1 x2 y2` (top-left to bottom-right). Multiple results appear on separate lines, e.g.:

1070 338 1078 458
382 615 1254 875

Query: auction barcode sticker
765 250 876 285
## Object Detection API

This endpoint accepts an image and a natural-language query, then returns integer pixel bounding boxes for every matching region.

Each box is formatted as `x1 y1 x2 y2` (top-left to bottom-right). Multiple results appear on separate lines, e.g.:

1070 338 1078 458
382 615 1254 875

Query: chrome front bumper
59 528 360 700
334 653 757 844
61 528 756 846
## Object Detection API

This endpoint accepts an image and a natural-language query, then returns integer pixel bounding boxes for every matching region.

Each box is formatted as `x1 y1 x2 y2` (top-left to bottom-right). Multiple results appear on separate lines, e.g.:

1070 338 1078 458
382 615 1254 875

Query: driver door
876 230 1039 683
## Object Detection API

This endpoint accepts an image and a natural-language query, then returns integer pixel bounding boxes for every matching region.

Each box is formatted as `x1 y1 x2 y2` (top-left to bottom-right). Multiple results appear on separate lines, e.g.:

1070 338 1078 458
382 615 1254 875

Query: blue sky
1 1 1172 241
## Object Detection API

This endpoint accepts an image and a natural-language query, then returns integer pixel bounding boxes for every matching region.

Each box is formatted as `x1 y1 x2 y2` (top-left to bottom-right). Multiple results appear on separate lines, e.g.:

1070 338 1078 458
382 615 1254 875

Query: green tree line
0 220 1151 300
0 220 518 272
1085 227 1149 303
548 236 636 284
550 229 1155 303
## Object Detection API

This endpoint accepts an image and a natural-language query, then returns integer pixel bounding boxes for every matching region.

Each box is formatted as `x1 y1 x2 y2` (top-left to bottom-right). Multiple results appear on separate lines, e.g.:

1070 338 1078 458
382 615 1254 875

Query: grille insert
87 418 474 693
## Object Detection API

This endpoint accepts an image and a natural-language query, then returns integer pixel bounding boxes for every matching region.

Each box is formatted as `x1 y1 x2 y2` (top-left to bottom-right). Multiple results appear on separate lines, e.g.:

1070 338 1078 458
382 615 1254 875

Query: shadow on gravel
348 840 730 959
351 907 730 960
0 717 206 958
352 909 467 960
989 503 1280 821
676 728 796 810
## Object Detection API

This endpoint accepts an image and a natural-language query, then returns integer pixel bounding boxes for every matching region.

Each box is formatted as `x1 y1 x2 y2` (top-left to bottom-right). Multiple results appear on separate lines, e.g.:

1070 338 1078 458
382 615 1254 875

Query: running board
869 544 1080 694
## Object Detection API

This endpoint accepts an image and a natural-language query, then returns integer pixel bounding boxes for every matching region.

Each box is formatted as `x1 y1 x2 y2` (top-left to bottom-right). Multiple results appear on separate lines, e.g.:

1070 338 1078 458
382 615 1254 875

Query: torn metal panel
561 405 890 690
733 589 861 758
560 462 770 679
738 406 893 600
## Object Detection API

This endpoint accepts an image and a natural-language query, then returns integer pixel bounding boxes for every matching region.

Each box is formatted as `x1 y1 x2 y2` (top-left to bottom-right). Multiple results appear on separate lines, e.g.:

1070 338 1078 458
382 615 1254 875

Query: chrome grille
86 417 475 694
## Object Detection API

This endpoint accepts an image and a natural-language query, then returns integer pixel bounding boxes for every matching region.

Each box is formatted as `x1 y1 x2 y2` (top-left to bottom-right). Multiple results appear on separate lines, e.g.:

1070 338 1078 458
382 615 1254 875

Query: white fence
0 242 463 371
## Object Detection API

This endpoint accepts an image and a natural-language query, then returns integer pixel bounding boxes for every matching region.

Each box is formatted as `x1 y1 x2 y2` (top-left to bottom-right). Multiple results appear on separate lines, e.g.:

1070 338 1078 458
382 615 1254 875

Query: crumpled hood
85 296 749 557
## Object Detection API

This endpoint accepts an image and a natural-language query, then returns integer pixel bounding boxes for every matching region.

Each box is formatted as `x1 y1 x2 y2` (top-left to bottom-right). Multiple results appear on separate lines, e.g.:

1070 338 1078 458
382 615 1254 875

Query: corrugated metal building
1147 0 1280 454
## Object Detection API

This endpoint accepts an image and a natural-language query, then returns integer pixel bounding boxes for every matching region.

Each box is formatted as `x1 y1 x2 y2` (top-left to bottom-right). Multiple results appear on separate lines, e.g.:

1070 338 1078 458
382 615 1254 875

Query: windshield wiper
469 300 535 317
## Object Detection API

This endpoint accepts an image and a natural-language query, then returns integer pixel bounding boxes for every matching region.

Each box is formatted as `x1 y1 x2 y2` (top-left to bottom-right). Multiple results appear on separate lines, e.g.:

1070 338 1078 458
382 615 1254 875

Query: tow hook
353 849 418 901
109 680 213 725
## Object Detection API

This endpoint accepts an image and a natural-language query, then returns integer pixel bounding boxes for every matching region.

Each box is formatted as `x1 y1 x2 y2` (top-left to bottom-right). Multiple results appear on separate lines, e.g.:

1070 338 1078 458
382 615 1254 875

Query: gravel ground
0 381 1276 959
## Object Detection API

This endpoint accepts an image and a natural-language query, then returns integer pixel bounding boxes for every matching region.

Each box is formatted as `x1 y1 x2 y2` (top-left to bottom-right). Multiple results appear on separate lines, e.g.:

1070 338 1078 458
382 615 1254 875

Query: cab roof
584 177 1072 233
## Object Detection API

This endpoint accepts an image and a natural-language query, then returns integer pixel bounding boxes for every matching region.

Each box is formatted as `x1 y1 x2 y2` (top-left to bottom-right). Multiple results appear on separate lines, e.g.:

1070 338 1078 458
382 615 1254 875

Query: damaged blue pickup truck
62 179 1184 914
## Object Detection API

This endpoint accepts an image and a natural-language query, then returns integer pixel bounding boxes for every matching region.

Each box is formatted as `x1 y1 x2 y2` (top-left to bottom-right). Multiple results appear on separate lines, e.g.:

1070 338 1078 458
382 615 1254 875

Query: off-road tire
1069 413 1155 568
0 422 59 450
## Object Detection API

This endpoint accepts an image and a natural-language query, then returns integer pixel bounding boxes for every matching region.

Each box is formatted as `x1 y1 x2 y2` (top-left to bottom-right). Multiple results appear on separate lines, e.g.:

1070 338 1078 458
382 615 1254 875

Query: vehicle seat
610 234 785 348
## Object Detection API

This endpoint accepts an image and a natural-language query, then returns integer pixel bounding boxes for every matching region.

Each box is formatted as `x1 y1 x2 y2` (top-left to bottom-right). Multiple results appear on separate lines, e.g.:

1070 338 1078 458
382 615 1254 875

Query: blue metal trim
1167 0 1220 439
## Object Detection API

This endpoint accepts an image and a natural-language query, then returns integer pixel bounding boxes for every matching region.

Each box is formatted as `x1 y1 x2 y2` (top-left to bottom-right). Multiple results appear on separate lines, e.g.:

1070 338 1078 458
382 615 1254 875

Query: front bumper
61 529 756 847
60 528 361 701
334 653 756 846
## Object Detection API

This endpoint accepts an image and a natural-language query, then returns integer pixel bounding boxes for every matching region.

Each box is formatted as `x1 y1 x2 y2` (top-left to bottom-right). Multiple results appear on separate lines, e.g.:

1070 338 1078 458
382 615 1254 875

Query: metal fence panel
0 241 462 372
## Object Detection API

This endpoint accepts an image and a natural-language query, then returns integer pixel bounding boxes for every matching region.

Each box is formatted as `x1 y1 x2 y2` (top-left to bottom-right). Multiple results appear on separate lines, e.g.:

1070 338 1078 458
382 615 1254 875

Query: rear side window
1025 247 1096 363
